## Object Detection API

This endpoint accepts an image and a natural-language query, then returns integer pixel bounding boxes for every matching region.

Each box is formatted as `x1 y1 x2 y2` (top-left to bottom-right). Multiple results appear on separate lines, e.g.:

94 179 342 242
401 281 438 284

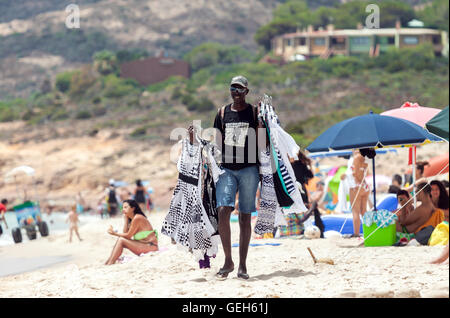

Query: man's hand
188 125 194 145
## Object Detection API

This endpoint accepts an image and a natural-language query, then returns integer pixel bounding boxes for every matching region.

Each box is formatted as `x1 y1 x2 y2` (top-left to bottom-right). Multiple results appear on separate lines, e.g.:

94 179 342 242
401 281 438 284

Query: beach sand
0 142 448 298
0 208 448 298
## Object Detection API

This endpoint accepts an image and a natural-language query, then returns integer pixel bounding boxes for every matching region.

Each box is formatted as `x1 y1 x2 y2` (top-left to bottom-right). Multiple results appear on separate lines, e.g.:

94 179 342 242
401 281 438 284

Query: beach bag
428 221 449 246
278 213 305 237
415 225 435 245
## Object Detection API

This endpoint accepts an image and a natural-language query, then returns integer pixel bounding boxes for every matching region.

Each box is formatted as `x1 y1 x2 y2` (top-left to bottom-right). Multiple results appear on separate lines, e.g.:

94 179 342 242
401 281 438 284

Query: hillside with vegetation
0 0 448 208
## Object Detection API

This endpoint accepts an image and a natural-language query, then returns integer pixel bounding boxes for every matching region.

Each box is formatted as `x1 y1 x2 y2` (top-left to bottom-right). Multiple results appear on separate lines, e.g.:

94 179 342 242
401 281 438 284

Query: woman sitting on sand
105 199 158 265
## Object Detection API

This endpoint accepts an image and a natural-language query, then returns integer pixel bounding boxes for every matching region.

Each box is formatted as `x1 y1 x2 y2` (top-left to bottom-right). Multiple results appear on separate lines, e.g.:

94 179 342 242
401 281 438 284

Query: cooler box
13 201 41 226
363 223 396 247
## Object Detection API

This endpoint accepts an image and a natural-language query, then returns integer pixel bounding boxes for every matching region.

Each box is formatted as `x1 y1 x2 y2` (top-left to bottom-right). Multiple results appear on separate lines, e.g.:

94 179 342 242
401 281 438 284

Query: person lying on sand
105 199 158 265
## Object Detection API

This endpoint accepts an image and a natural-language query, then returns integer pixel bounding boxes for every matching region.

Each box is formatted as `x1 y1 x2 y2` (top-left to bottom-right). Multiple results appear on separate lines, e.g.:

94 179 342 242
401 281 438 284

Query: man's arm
213 111 223 149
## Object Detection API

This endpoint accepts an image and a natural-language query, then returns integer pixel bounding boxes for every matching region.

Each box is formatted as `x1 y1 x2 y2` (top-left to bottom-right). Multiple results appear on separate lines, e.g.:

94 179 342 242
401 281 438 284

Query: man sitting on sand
396 182 445 234
66 205 82 242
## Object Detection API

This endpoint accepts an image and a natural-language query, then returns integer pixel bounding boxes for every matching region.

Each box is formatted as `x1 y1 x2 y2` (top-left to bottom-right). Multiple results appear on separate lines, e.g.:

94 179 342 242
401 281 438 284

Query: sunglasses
230 86 246 94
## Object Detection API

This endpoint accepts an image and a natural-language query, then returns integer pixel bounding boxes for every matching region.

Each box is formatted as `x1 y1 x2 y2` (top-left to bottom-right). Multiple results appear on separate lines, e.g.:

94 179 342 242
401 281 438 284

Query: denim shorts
215 165 260 214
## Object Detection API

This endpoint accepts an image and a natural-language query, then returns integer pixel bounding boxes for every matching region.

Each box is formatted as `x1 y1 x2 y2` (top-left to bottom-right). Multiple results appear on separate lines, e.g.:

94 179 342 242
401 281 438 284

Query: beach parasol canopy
4 165 35 182
306 111 441 153
306 112 442 209
425 106 449 142
381 102 441 128
381 102 445 207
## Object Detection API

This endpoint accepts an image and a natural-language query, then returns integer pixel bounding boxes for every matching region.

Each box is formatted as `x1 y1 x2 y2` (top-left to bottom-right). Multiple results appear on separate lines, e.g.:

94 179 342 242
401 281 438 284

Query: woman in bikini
347 149 370 237
105 199 158 265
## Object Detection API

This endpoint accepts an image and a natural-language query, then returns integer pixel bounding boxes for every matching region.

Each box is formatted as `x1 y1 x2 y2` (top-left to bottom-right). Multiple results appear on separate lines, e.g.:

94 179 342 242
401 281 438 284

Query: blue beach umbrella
306 112 442 209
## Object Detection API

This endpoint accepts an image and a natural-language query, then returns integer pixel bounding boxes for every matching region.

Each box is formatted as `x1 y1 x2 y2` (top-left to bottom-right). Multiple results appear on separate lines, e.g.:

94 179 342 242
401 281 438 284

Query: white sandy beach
0 142 448 298
0 207 448 298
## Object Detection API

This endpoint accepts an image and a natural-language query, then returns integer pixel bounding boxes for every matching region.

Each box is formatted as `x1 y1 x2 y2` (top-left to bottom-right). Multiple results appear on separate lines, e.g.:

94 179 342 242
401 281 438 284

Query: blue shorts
215 165 260 214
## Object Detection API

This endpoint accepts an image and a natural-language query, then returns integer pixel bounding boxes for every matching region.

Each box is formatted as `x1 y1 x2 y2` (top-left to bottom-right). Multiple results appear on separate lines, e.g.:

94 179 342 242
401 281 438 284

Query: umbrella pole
412 146 417 209
372 157 377 211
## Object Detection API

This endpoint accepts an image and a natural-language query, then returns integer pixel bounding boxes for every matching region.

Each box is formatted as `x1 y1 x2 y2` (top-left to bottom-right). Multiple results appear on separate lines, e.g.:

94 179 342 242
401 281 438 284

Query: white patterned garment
162 139 217 257
254 148 283 235
268 117 307 214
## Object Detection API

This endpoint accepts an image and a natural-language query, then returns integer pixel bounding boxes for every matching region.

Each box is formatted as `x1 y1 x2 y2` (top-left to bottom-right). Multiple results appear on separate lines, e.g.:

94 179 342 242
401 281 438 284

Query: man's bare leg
238 213 251 279
217 206 234 278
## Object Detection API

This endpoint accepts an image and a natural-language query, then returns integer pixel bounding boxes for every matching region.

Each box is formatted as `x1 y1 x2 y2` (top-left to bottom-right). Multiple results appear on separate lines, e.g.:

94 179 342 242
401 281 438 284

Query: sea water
0 211 100 246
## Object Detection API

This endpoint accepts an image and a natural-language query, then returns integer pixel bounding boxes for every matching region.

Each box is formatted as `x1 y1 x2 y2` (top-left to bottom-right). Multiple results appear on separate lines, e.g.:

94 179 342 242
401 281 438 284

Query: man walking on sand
207 76 261 280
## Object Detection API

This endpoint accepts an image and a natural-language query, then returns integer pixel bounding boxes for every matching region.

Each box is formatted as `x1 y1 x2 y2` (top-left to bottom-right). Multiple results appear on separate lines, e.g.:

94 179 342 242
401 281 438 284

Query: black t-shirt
213 103 259 170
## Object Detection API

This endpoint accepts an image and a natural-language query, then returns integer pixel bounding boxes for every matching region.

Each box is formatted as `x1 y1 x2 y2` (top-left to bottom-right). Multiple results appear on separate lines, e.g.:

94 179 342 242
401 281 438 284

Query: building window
377 37 395 45
403 36 419 45
432 35 441 45
351 37 370 45
297 37 306 46
314 38 326 46
331 37 346 45
286 39 293 47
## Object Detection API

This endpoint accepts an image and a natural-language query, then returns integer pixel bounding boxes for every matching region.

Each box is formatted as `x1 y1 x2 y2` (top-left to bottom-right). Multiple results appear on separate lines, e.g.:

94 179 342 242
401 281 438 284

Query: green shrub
103 74 137 98
93 50 119 75
76 110 92 119
171 86 184 100
69 67 98 98
92 105 107 117
130 126 147 137
55 71 75 93
181 93 195 106
0 108 16 122
184 43 253 72
147 76 186 93
52 109 70 121
186 97 215 112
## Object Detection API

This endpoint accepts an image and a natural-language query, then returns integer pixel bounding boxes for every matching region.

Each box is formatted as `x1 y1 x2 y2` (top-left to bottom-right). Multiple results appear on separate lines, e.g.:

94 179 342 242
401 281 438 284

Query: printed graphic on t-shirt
224 122 249 147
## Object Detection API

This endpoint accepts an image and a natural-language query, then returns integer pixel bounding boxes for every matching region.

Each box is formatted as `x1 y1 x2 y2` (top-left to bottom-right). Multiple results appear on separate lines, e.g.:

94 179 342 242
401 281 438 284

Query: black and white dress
254 147 286 235
162 139 219 259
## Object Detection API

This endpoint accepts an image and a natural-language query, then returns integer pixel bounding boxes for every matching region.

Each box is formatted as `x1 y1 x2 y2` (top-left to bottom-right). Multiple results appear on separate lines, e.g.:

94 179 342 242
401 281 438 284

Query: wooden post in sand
307 247 317 264
307 247 335 265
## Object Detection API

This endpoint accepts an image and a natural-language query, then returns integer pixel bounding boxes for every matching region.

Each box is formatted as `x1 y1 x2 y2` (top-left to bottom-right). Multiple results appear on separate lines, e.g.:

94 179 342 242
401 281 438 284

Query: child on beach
66 205 82 242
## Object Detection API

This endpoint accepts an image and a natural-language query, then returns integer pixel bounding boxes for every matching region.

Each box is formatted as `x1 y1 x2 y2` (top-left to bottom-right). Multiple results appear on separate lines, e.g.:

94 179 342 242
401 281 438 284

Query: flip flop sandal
216 267 234 280
237 272 250 280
